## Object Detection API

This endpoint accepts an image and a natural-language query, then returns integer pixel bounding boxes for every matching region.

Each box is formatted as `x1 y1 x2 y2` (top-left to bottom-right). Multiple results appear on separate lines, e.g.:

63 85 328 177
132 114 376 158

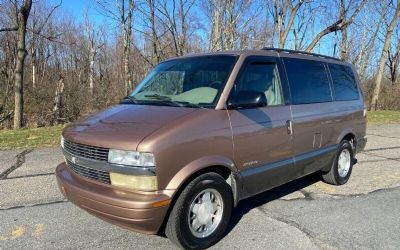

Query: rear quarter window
329 64 360 101
283 58 332 104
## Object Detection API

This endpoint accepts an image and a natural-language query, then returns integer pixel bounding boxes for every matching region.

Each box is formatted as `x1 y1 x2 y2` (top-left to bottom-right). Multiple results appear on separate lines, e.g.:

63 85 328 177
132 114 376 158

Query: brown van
56 48 367 249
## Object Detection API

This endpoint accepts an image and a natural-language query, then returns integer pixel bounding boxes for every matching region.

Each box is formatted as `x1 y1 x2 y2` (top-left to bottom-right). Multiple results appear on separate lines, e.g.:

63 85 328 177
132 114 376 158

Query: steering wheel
209 81 223 90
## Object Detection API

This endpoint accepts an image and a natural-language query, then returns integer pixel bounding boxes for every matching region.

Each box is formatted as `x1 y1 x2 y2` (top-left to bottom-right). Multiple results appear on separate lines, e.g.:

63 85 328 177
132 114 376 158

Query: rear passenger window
329 64 359 101
283 58 332 104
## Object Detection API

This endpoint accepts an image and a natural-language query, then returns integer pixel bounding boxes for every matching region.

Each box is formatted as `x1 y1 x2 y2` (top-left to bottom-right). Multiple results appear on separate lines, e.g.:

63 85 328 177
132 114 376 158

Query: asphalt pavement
0 124 399 249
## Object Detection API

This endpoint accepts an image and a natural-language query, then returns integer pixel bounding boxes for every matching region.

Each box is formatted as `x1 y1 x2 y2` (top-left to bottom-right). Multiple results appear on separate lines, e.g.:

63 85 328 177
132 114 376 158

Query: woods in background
0 0 400 129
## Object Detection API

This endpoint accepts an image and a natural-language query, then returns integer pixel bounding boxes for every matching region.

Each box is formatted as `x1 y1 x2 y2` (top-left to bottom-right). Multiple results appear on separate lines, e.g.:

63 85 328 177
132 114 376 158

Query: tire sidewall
334 141 354 185
177 174 233 249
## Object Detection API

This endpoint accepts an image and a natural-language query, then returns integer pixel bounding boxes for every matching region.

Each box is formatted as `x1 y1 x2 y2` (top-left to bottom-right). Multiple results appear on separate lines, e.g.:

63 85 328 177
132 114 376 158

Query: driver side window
235 62 284 106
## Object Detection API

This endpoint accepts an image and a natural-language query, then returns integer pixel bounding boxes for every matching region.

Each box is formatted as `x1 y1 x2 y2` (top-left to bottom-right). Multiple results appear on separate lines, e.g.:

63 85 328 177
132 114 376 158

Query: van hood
62 104 196 151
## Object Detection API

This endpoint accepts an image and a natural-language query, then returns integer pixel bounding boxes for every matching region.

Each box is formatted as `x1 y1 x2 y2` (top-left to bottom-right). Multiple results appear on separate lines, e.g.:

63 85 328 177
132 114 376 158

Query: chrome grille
66 159 110 184
63 139 109 161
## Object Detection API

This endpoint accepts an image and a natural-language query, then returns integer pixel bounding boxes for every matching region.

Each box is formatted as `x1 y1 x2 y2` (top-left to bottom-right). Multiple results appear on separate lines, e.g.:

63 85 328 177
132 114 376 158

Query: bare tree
386 37 400 85
84 15 104 95
53 74 64 124
95 0 134 95
208 0 225 51
370 1 400 110
206 0 253 51
0 0 33 129
272 0 305 48
157 0 195 56
28 1 61 89
147 0 160 64
305 0 367 54
355 1 388 80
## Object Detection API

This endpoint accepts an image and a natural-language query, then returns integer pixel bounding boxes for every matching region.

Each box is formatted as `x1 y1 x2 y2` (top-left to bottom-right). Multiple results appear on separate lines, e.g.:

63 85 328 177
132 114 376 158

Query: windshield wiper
143 94 206 108
144 94 185 107
122 95 138 104
144 94 171 99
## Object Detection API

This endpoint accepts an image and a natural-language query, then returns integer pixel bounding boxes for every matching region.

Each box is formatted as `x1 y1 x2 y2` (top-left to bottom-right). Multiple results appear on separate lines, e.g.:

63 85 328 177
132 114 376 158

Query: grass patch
368 110 400 125
0 125 64 150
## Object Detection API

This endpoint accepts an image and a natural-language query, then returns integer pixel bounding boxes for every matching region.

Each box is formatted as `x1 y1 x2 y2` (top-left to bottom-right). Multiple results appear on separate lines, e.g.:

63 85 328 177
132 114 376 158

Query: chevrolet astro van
56 48 367 249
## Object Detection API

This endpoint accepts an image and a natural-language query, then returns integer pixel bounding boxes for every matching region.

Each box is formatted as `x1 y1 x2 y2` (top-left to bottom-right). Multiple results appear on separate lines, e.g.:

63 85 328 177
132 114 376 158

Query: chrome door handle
286 120 293 135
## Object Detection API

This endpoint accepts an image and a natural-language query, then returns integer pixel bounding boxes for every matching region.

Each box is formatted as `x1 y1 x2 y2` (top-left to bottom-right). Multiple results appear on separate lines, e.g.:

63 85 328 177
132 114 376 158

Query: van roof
167 49 349 66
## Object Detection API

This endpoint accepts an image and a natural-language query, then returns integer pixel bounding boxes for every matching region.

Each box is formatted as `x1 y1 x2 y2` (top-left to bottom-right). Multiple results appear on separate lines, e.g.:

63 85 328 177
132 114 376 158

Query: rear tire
165 172 233 249
322 140 354 185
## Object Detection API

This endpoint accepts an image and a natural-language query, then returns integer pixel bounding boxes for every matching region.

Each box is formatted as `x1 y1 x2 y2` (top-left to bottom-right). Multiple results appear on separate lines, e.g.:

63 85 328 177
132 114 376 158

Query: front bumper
56 163 171 234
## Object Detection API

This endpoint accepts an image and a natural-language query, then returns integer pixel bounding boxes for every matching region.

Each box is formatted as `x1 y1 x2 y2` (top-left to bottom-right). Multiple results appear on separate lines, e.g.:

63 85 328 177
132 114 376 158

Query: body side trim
238 144 338 199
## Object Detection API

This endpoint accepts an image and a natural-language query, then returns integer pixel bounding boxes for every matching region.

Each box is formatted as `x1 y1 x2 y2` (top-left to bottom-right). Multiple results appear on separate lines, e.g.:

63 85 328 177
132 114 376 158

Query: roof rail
261 47 341 61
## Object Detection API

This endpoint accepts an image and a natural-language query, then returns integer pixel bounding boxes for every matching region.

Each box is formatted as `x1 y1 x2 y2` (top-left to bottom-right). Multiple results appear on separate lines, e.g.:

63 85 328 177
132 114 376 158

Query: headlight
61 136 64 148
110 172 157 191
108 149 155 167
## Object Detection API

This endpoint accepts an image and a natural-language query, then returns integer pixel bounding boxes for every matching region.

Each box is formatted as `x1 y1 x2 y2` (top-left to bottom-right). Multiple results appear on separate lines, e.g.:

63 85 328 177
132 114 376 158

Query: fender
164 155 241 206
165 155 237 191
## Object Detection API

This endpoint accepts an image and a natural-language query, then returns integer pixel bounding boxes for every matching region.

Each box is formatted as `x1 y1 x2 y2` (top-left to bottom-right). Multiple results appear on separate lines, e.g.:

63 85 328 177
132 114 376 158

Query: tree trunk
178 0 187 56
148 0 159 65
14 0 33 129
370 2 400 111
53 75 64 125
210 0 224 51
89 47 95 95
339 0 348 60
122 0 134 95
224 0 236 50
278 0 304 48
31 47 36 89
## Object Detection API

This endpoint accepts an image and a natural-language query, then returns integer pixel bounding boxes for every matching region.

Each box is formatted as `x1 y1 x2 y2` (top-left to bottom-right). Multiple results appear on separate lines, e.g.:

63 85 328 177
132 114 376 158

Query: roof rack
261 47 341 61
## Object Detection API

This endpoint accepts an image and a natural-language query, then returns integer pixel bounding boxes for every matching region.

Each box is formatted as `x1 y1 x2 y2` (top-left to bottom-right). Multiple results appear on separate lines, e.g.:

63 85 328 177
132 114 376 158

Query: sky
50 0 107 25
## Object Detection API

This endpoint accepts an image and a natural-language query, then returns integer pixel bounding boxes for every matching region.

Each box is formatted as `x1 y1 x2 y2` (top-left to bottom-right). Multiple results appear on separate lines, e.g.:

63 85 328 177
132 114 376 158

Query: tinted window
234 62 284 106
329 64 359 101
284 58 332 104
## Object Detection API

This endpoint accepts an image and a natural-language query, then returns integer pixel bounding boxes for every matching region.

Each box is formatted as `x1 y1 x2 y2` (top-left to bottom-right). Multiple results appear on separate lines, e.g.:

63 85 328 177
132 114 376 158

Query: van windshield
129 55 237 108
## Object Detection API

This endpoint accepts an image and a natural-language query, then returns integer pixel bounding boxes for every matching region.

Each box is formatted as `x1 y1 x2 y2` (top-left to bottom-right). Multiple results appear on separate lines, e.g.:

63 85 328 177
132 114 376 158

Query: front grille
66 159 111 184
63 139 109 161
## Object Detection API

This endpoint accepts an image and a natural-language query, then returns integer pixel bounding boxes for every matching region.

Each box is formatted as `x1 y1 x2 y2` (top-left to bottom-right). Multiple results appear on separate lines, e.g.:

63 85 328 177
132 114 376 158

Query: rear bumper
56 163 171 234
356 136 367 153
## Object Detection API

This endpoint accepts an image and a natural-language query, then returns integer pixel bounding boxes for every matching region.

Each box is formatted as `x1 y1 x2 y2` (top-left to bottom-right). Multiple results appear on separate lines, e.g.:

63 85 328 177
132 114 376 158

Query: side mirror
227 90 267 109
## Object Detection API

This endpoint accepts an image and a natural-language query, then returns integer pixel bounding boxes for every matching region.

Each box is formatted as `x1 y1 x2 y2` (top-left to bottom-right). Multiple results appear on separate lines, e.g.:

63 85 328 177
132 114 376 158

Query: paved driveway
0 124 399 249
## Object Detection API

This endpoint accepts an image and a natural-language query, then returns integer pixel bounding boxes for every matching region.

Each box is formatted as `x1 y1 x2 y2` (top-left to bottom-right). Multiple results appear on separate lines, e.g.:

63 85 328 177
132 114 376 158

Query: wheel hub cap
338 148 351 177
188 188 223 238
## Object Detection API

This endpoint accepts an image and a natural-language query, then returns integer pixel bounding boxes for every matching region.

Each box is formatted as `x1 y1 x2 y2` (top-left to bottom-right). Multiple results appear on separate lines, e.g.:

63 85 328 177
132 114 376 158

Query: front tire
322 140 354 185
165 172 233 249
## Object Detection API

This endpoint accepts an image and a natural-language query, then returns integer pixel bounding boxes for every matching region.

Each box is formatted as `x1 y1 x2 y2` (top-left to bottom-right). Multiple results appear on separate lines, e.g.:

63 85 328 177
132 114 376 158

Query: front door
227 56 294 197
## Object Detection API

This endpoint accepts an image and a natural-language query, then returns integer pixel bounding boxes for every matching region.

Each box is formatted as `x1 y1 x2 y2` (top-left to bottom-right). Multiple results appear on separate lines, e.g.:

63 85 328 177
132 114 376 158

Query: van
56 48 367 249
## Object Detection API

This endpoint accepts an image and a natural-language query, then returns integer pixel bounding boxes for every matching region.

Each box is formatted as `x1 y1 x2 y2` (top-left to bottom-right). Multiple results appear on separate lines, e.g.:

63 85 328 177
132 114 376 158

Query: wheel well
342 133 356 150
157 165 235 235
173 165 233 200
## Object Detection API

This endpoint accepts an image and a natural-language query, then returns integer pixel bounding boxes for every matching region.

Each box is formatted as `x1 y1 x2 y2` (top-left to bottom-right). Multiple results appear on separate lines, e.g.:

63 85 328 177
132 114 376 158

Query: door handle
286 120 293 135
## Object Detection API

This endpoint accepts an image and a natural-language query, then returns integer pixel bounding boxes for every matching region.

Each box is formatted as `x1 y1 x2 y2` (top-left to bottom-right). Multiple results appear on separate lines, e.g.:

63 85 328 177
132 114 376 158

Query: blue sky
50 0 107 25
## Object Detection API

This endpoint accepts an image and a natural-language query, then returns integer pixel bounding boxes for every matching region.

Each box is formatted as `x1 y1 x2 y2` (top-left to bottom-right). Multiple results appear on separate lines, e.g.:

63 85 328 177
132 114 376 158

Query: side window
329 64 359 101
283 58 332 104
235 62 284 106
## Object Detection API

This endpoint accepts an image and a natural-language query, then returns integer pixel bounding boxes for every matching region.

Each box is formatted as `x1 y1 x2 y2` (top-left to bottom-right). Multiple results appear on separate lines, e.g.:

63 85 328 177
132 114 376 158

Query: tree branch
0 27 18 32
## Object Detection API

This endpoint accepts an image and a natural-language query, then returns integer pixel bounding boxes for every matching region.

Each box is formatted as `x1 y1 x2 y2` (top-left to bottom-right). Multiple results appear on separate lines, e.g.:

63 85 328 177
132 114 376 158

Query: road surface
1 124 399 249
